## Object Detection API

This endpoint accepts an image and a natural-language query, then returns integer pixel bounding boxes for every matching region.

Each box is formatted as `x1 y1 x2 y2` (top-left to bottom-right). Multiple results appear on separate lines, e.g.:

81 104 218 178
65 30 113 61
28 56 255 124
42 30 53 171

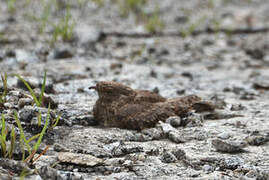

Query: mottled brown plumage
90 81 208 130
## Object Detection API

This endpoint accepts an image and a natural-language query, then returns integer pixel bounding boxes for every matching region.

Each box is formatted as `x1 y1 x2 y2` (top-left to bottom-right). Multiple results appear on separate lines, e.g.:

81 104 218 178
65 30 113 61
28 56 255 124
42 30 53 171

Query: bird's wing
134 90 166 103
116 103 175 130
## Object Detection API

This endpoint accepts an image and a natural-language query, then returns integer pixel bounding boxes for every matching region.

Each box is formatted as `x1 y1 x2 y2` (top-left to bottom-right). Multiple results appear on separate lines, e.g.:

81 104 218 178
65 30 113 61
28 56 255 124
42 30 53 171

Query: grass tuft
14 71 47 107
51 4 75 44
0 73 8 105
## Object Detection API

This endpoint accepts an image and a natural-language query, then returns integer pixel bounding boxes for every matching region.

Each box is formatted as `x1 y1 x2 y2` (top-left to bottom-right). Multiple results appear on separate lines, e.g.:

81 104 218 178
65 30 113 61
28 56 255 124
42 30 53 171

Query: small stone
159 121 177 134
253 76 269 90
181 113 203 127
75 115 98 126
166 116 181 127
171 148 186 160
3 102 12 109
53 143 69 152
203 164 213 172
245 135 269 146
211 139 246 153
168 131 186 143
161 151 177 163
54 48 73 59
141 127 164 140
19 106 36 122
245 48 265 59
218 132 231 140
18 98 32 109
230 104 246 111
219 157 244 170
57 152 103 166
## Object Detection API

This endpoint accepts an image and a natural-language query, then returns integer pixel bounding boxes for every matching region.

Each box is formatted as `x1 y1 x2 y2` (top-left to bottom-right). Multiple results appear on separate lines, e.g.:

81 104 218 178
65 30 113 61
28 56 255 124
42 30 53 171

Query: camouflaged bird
89 81 212 130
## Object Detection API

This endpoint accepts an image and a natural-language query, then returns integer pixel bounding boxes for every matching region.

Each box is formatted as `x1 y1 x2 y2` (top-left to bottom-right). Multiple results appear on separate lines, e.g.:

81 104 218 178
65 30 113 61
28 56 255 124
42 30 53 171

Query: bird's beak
89 86 96 90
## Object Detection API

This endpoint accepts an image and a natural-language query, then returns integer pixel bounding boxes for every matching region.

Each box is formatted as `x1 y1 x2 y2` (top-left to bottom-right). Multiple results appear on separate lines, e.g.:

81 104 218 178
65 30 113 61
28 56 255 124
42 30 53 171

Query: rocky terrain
0 0 269 179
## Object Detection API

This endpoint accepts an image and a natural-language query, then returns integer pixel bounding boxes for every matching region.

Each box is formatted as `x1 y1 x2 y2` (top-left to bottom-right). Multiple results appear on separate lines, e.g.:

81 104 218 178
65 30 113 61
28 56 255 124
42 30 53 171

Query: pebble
211 139 246 153
161 151 177 163
165 116 181 127
202 164 214 172
217 132 231 140
18 98 32 109
53 48 73 59
171 148 186 160
168 131 186 143
245 135 269 146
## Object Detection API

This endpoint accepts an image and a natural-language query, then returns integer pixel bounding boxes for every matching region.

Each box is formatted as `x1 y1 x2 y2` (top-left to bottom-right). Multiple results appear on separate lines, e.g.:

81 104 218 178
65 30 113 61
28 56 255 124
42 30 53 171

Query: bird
89 81 210 130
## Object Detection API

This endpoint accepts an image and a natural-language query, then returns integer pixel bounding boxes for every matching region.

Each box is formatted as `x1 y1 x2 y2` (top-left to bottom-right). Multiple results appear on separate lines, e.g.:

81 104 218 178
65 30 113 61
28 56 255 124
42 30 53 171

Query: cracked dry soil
0 0 269 179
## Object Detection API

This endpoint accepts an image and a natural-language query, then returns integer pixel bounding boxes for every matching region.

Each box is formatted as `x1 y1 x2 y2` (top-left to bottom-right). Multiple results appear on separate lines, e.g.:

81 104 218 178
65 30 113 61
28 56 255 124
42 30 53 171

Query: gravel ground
0 0 269 179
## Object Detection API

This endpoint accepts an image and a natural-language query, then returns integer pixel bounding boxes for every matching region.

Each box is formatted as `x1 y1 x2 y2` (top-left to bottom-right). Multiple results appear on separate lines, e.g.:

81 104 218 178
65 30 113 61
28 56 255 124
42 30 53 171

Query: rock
168 131 186 143
253 76 269 90
19 106 36 123
245 135 269 146
38 166 84 180
57 152 103 167
202 164 213 172
0 158 32 174
141 127 164 140
230 104 246 111
245 48 265 60
75 114 98 126
53 48 73 59
181 113 203 127
217 132 231 140
161 151 177 163
53 143 69 152
165 116 181 127
171 148 186 160
211 139 246 153
219 157 244 170
159 122 176 134
18 98 33 109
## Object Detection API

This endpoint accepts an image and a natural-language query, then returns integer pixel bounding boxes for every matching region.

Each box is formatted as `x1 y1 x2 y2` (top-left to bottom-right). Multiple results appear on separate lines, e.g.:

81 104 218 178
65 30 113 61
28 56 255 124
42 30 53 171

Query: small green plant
14 107 50 162
39 1 53 34
91 0 104 7
0 114 16 158
15 71 47 107
117 0 147 17
180 16 207 38
145 9 165 33
51 4 75 44
7 0 17 13
0 73 8 105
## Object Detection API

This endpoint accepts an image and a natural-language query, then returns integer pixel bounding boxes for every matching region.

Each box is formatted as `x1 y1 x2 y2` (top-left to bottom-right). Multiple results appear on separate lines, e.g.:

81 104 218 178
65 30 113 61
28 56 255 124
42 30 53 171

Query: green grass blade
8 126 16 158
37 110 42 127
39 71 47 105
0 135 6 157
1 114 6 138
1 114 7 157
51 112 61 129
1 73 8 98
25 133 40 144
33 105 50 151
14 112 31 160
15 74 41 107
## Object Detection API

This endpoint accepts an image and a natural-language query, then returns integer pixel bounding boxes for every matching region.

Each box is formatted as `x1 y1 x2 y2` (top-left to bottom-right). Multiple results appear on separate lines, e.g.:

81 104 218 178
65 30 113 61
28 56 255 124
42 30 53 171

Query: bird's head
89 81 135 98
